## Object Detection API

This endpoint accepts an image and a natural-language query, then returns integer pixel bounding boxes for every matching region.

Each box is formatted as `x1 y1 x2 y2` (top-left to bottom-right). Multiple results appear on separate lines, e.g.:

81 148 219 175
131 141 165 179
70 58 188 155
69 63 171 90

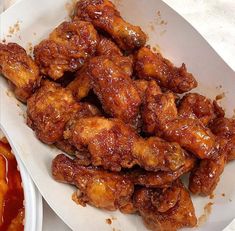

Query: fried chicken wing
74 0 147 52
178 93 223 126
135 47 198 93
27 81 81 144
52 154 134 211
128 154 196 188
88 56 141 124
34 20 99 80
64 116 186 172
0 43 40 102
164 118 216 159
210 117 235 161
67 36 133 101
189 149 226 196
133 180 197 231
141 80 178 135
132 137 186 172
64 116 137 171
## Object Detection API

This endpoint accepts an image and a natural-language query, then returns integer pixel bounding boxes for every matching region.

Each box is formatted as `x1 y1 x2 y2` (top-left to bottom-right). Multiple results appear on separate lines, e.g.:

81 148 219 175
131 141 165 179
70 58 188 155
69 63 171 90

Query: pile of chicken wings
1 0 234 230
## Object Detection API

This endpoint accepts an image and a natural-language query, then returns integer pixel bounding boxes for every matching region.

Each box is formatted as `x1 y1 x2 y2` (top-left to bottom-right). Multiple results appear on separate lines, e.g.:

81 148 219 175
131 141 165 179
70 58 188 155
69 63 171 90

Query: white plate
0 130 43 231
0 0 235 230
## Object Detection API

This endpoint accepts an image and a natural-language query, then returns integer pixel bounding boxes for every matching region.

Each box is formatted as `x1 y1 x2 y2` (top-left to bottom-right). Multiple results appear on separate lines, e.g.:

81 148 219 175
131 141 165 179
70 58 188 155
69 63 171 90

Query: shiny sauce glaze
0 139 24 231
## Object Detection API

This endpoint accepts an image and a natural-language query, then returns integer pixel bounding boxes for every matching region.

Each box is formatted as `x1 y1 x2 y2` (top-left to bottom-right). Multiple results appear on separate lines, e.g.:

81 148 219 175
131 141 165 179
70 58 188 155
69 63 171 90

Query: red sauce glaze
0 140 24 231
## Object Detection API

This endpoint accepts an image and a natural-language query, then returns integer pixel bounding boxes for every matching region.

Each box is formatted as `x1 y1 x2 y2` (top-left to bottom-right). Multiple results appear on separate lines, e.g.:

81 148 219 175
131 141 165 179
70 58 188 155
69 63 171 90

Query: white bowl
0 129 43 231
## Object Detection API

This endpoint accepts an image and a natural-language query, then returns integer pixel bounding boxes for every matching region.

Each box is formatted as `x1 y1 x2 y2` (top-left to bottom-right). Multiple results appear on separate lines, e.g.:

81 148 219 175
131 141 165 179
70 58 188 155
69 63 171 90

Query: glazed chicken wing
67 36 133 101
64 116 138 171
135 47 197 93
210 117 235 161
64 116 186 172
74 0 147 52
34 20 99 80
128 154 196 188
88 56 141 124
27 81 81 144
178 93 224 126
52 154 134 211
189 149 226 196
164 118 216 159
133 180 197 231
0 43 40 102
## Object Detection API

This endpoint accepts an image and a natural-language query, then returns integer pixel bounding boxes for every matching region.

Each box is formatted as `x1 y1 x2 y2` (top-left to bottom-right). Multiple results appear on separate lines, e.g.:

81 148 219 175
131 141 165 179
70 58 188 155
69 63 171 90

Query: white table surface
1 0 235 230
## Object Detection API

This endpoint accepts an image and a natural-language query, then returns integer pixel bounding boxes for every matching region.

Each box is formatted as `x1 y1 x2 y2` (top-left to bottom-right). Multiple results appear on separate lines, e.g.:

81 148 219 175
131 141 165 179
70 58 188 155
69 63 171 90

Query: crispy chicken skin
128 154 196 188
52 154 134 211
34 20 99 80
0 43 40 102
64 116 186 172
141 80 178 135
27 81 80 144
210 118 235 161
135 47 197 93
133 180 197 231
178 93 223 126
164 118 216 159
189 149 227 196
74 0 147 52
88 56 141 124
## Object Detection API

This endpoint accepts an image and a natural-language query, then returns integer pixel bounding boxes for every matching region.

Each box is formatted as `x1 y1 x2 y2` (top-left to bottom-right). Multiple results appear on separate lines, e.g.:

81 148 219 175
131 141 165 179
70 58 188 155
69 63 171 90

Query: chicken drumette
0 43 40 102
34 20 99 80
74 0 147 52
